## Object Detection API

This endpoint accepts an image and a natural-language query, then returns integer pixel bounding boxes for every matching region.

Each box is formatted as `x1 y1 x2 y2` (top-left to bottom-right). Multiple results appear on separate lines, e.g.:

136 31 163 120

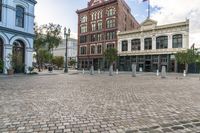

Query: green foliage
68 59 76 66
175 49 198 65
175 49 199 73
175 49 197 64
104 48 118 65
52 56 64 69
33 23 62 71
0 59 3 72
43 23 62 51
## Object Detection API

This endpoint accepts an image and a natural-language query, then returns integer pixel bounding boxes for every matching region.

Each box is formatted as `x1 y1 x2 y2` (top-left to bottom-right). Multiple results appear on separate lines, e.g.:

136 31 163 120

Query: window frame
15 5 25 28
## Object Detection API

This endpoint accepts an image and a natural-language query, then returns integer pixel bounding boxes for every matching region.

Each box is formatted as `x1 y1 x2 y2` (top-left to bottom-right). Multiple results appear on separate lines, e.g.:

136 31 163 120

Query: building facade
53 38 78 61
0 0 37 74
76 0 139 70
118 19 189 72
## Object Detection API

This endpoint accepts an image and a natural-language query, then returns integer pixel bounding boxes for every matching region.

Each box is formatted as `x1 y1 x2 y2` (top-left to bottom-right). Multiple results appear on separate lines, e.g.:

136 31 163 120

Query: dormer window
16 5 25 28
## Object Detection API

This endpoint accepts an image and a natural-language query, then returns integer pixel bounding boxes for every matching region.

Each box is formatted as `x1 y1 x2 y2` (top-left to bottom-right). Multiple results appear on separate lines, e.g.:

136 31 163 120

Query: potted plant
6 53 14 75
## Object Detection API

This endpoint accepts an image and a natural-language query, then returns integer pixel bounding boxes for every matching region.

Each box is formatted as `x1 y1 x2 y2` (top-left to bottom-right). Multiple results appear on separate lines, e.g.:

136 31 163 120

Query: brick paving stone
1 74 200 132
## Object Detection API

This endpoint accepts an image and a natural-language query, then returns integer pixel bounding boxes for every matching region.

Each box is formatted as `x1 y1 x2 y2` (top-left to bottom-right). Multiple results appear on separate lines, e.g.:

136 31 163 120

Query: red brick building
76 0 139 70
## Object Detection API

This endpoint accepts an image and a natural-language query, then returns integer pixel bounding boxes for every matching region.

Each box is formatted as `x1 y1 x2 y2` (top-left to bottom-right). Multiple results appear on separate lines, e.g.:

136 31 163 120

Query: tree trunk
185 63 188 74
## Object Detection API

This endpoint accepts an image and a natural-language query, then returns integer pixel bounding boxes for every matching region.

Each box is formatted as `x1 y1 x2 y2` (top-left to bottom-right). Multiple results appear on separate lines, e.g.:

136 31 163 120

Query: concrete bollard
132 64 136 77
90 66 94 75
116 69 119 75
82 69 85 74
161 66 166 78
156 69 159 76
183 70 186 77
139 67 143 72
98 69 101 74
109 65 113 76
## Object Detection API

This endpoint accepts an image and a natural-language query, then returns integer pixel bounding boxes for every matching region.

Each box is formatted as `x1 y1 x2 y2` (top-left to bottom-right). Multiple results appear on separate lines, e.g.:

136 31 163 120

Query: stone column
128 39 131 52
26 48 33 73
152 36 156 50
4 44 12 74
141 38 144 51
168 34 173 49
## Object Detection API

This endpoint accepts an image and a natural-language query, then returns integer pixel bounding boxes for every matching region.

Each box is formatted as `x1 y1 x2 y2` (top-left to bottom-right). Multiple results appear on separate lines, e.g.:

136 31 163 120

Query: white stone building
53 38 78 61
0 0 36 74
118 19 189 72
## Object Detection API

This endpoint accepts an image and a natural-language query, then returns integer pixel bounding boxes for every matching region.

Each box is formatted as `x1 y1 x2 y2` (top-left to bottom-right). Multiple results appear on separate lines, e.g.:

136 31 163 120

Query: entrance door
0 38 3 73
13 40 25 73
145 61 151 72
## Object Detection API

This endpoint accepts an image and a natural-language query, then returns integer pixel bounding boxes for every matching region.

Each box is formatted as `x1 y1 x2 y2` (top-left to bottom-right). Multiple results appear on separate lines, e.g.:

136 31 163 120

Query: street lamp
64 27 70 73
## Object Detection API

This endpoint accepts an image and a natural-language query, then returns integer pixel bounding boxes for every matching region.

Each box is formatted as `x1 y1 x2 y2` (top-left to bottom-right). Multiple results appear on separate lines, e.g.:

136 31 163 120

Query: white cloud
150 0 200 47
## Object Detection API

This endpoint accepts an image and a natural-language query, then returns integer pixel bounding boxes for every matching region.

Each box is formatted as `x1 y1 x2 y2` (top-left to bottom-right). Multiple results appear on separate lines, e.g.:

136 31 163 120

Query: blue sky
35 0 200 46
35 0 149 34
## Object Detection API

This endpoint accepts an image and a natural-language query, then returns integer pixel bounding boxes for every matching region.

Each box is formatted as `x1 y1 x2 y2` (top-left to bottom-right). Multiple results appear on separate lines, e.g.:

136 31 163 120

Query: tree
33 23 46 71
52 56 64 69
43 23 62 52
0 59 3 73
104 48 118 76
33 23 62 71
175 49 198 73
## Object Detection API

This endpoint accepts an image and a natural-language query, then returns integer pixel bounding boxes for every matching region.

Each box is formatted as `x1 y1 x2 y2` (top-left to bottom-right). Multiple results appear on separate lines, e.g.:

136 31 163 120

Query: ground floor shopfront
119 54 185 72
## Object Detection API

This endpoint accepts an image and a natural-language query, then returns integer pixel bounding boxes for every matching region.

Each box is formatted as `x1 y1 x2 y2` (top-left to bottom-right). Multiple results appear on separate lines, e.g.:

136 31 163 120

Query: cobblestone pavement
1 73 200 133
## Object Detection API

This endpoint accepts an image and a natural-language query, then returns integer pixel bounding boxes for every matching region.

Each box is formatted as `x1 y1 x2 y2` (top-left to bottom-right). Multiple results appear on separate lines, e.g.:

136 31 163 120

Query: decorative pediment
140 18 157 30
141 18 157 26
88 0 107 7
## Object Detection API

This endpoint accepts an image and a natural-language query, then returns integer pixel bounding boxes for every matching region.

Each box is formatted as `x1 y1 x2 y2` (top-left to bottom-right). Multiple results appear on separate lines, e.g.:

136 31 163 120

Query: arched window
0 38 3 60
16 5 25 28
97 10 103 19
107 8 115 17
131 39 140 51
144 38 152 50
156 36 168 49
0 0 2 21
13 40 25 73
173 34 182 48
121 40 128 51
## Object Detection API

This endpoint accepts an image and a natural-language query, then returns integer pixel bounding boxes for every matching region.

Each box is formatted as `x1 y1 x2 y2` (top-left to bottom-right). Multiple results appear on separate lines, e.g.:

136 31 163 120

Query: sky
35 0 200 47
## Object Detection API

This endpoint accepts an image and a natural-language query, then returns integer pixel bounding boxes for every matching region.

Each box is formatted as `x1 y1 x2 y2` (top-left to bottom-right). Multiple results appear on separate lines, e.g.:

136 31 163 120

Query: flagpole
148 0 150 18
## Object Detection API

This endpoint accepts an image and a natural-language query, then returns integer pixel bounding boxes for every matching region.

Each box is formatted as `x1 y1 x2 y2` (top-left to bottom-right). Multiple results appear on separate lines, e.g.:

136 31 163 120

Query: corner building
0 0 36 74
118 19 189 72
77 0 139 70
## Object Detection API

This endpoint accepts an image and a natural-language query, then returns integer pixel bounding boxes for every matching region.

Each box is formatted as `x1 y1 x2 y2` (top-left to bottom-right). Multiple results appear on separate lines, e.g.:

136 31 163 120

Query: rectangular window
91 45 95 54
107 43 114 49
97 21 102 30
80 46 87 55
80 35 87 43
0 0 2 22
106 19 115 29
122 40 128 51
97 45 102 54
91 23 96 31
91 34 96 42
97 34 102 41
16 6 25 28
80 25 87 33
131 39 141 51
106 31 116 40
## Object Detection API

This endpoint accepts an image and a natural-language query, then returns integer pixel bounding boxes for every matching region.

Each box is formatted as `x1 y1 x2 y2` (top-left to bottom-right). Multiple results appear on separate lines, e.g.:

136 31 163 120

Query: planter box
7 69 14 75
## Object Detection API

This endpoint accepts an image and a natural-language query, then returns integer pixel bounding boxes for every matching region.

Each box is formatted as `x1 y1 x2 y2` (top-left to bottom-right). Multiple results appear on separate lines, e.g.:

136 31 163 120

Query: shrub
52 56 64 69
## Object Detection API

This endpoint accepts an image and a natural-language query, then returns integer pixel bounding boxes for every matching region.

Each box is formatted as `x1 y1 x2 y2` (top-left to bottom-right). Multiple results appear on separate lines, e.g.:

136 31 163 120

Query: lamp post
64 27 70 73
